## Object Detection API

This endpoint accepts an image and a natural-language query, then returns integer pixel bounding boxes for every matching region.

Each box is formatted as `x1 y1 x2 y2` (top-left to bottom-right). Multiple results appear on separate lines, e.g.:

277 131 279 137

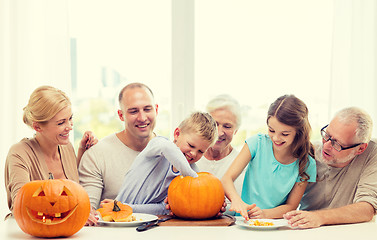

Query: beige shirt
5 138 79 212
78 134 140 209
300 139 377 211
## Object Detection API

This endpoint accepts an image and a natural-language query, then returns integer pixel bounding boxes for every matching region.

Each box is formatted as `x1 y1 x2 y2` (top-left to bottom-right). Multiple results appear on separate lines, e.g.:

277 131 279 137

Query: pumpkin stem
48 172 54 179
113 200 121 212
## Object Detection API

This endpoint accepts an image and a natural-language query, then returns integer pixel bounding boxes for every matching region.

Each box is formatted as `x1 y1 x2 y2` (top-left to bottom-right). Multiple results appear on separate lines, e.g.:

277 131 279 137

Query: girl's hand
80 131 98 150
229 199 256 220
247 205 265 219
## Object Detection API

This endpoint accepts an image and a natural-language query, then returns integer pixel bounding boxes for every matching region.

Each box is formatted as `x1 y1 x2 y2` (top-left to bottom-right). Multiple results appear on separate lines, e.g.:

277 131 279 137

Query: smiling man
78 83 158 225
284 107 377 229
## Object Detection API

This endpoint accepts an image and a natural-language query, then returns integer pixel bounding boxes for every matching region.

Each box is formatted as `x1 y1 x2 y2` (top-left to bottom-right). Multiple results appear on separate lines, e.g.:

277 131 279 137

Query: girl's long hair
267 94 314 181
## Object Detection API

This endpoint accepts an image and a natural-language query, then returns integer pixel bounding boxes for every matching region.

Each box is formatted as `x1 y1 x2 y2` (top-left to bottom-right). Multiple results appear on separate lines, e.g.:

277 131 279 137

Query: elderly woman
4 86 97 216
196 94 245 213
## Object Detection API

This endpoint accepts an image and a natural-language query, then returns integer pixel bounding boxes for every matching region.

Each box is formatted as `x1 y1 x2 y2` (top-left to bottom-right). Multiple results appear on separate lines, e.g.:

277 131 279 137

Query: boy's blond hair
178 112 218 146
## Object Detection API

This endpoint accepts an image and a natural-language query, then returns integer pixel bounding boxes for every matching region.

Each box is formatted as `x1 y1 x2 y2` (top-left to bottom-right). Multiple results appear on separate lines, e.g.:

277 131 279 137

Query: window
195 0 333 149
68 0 172 145
69 1 334 149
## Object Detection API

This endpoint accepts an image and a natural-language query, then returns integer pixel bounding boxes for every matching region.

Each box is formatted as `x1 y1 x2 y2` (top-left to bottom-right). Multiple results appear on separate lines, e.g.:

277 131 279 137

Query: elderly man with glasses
284 107 377 229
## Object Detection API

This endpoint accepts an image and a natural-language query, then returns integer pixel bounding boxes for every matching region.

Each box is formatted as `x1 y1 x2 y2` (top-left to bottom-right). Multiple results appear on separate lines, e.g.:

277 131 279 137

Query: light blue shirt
116 136 198 215
241 134 316 210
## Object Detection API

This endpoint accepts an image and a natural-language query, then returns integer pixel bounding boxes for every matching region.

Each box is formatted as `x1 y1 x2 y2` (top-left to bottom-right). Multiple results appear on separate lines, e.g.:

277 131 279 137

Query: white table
2 217 376 240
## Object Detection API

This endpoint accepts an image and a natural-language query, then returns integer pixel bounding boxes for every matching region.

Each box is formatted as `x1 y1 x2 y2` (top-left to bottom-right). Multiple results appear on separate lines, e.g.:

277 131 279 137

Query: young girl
222 94 316 220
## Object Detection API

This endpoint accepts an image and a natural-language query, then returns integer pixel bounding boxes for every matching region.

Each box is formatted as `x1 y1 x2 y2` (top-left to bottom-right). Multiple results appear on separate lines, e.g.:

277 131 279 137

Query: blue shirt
116 136 199 215
241 134 316 209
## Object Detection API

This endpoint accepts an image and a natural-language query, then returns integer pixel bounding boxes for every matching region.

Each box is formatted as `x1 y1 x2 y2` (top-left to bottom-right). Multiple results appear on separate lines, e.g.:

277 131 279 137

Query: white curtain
0 0 71 217
330 0 377 137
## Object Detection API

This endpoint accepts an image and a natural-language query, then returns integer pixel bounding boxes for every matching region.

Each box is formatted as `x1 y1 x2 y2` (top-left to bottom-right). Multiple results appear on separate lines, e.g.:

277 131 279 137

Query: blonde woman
5 86 97 215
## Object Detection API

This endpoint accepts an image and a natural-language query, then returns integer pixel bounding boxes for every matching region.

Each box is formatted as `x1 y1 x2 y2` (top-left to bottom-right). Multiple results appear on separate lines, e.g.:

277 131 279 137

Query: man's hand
283 210 322 229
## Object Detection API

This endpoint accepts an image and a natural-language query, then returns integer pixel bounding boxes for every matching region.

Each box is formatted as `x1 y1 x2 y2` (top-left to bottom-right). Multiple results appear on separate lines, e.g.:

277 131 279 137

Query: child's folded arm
160 139 198 178
127 202 170 215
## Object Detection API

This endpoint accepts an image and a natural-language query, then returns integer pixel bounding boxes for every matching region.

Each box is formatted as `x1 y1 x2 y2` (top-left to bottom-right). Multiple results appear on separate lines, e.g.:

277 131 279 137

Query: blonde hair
178 112 218 146
23 86 71 128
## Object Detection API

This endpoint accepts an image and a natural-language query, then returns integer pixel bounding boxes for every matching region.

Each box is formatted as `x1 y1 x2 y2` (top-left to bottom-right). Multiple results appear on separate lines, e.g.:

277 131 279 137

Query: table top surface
2 216 376 240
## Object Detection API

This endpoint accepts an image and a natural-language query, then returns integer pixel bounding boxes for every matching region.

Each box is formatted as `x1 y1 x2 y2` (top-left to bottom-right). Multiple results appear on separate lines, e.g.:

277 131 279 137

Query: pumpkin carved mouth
26 205 78 225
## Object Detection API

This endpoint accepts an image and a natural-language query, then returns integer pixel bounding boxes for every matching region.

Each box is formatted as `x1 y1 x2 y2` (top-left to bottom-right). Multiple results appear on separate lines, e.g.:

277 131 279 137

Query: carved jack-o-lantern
13 174 90 238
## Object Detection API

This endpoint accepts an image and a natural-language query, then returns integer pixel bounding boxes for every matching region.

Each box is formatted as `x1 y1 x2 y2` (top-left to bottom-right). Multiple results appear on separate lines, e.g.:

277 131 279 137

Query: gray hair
335 107 373 143
206 94 242 129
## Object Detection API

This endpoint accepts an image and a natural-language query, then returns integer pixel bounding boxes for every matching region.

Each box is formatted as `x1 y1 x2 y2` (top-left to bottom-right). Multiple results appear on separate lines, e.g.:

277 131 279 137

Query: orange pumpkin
13 174 90 238
168 172 225 219
97 200 133 222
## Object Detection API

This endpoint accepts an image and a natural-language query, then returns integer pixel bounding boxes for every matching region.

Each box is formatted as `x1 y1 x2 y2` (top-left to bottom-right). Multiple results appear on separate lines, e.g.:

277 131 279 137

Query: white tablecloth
1 216 376 240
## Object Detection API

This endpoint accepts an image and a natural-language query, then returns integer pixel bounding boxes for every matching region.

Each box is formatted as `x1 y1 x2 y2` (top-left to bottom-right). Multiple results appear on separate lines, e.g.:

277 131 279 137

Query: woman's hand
216 199 227 217
77 131 98 164
85 206 99 226
80 131 98 150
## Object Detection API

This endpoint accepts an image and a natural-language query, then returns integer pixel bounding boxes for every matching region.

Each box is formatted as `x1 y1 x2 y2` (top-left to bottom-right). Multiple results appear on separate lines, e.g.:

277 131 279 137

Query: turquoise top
241 133 316 209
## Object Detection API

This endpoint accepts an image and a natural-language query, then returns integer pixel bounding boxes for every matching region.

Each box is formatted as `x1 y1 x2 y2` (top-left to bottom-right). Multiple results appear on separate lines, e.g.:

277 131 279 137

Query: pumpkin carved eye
61 187 73 196
32 186 45 197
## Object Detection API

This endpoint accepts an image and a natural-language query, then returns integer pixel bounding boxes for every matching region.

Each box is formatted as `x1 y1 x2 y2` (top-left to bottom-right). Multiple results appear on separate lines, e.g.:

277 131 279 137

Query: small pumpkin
13 173 90 238
168 172 225 219
97 200 133 222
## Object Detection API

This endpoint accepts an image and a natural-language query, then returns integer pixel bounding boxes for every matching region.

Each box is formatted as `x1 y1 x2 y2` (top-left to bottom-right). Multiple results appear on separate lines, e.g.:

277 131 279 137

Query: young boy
112 112 218 215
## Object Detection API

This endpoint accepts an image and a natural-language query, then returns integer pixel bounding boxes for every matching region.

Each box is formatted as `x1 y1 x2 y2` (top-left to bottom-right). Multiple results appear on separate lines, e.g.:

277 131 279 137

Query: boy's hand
164 197 174 216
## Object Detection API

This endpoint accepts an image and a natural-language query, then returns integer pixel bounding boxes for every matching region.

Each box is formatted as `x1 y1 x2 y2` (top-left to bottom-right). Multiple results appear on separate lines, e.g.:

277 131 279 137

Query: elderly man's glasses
320 125 363 152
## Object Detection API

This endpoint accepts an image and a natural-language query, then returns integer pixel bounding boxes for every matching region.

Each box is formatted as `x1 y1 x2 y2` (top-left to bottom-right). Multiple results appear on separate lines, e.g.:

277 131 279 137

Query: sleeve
5 149 32 211
354 144 377 211
245 134 261 159
306 156 317 183
296 155 317 183
78 149 104 209
127 202 169 215
190 163 200 172
145 137 198 178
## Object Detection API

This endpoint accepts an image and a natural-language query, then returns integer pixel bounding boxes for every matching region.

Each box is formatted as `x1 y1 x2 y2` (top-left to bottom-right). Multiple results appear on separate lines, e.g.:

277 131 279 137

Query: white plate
237 218 289 230
97 213 158 227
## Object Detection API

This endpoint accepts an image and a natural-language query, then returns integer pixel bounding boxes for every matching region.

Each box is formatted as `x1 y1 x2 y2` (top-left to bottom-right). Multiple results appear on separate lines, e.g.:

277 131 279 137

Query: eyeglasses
320 125 363 152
